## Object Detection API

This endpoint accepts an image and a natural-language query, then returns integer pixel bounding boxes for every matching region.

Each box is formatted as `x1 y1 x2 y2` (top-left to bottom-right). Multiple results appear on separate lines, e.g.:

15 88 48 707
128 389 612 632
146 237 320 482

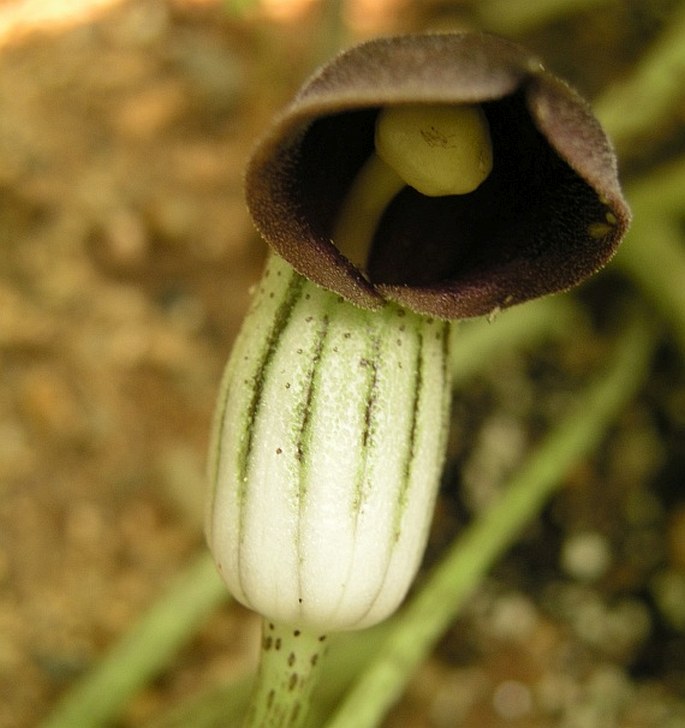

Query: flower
245 32 630 319
207 32 631 633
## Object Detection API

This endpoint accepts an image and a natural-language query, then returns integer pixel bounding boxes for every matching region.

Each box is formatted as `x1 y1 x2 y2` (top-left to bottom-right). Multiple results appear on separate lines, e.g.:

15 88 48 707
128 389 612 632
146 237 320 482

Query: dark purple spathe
245 33 630 319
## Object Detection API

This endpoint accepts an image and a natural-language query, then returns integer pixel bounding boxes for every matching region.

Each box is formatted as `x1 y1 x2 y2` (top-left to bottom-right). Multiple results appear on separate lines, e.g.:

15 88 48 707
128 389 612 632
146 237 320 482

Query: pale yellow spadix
333 103 492 269
375 103 493 196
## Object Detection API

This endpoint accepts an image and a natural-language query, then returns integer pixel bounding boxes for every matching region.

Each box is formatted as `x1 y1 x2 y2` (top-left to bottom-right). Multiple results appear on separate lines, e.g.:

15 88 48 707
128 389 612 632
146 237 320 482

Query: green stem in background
616 218 685 357
39 553 228 728
626 155 685 215
593 1 685 157
324 311 655 728
145 674 254 728
450 296 582 386
243 621 328 728
614 156 685 358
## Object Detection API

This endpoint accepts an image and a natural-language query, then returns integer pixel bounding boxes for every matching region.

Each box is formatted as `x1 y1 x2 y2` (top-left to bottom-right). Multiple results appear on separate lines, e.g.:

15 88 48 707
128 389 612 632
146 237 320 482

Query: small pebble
492 679 532 720
488 592 538 642
561 531 612 582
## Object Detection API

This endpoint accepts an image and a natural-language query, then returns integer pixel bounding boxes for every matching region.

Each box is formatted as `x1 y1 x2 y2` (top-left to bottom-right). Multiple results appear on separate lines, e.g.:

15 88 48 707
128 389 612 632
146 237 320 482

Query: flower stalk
243 621 328 728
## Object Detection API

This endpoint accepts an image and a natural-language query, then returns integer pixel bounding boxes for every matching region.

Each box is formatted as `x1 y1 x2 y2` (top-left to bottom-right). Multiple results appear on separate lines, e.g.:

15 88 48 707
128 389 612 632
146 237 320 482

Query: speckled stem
243 620 328 728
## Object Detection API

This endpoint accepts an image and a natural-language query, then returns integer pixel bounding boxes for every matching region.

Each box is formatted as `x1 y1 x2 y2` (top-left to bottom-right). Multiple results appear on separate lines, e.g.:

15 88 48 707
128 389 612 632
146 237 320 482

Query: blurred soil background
0 1 684 726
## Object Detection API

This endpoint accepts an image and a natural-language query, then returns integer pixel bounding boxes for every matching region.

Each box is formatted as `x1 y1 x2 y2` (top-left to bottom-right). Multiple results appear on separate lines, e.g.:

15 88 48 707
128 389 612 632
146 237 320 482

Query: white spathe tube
206 254 452 631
